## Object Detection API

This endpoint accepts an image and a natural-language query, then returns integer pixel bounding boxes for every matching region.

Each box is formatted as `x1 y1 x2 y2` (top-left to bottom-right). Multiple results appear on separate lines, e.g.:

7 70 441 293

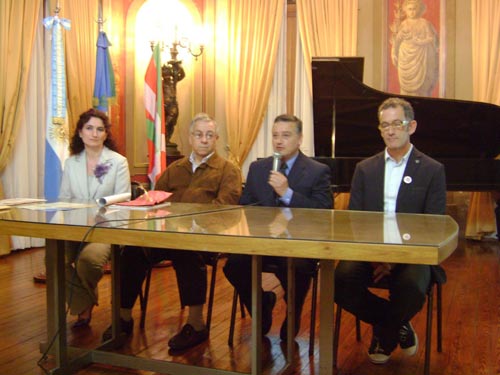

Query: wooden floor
0 195 499 375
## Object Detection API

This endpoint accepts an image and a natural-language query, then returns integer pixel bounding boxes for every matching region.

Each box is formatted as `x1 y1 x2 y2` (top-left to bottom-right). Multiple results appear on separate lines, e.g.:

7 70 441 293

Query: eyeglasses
378 120 410 132
191 131 216 140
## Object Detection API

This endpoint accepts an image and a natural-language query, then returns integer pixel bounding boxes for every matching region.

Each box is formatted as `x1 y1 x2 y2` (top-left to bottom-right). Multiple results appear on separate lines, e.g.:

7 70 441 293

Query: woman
59 108 130 327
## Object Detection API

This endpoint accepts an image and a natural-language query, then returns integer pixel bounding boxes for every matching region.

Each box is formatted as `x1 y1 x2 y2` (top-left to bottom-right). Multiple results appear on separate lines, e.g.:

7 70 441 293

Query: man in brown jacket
102 113 242 350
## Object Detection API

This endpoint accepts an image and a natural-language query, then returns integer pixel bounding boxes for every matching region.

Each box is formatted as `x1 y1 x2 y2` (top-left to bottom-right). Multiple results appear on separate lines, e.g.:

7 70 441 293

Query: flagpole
97 0 103 32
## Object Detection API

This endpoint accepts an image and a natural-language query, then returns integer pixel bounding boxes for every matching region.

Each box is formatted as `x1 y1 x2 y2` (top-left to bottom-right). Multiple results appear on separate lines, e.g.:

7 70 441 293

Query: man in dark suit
223 114 332 341
334 97 447 364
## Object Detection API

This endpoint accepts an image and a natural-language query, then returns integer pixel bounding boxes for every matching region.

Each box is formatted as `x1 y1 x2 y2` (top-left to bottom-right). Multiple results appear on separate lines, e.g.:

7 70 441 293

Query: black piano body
311 57 500 193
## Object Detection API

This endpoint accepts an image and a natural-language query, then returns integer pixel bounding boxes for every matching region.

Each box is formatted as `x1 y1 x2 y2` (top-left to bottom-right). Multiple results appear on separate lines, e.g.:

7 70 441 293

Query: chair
332 278 443 375
228 261 319 356
138 251 221 331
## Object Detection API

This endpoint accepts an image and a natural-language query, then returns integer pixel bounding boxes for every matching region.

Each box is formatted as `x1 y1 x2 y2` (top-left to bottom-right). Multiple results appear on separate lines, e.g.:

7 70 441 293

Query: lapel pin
403 176 412 184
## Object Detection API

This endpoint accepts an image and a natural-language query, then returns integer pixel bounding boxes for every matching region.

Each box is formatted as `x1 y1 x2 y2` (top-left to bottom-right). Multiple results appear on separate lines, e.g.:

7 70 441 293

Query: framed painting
386 0 446 98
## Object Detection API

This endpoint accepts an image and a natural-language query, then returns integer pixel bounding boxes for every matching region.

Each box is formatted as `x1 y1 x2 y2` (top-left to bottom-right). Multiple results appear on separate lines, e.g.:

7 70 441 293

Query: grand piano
312 57 500 193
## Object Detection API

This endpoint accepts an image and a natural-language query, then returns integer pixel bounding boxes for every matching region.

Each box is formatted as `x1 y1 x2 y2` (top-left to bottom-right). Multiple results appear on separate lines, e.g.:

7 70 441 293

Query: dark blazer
348 146 447 282
349 147 446 214
240 151 333 209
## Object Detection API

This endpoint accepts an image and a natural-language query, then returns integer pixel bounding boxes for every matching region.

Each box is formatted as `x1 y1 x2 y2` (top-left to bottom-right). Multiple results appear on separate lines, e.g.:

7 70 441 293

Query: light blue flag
43 14 71 200
93 31 116 112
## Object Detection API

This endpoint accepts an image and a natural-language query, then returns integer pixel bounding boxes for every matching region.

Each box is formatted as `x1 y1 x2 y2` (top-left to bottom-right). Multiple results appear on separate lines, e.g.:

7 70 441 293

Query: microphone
272 152 282 172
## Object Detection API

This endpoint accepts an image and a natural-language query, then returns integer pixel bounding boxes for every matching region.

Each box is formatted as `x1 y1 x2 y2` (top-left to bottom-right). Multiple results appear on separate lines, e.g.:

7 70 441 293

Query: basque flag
144 43 166 188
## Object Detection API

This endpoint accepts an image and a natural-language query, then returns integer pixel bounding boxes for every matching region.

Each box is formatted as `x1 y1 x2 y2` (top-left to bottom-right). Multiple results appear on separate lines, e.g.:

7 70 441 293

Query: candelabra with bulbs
150 34 204 156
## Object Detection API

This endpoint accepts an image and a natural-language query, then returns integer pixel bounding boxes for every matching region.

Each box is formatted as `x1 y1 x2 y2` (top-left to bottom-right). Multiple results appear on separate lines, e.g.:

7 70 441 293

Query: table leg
111 245 122 341
285 257 295 361
319 259 335 375
251 255 262 375
44 239 68 366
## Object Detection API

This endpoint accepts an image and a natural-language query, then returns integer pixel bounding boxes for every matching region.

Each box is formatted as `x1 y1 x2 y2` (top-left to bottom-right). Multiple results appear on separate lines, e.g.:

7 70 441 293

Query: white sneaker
368 335 391 364
399 321 418 356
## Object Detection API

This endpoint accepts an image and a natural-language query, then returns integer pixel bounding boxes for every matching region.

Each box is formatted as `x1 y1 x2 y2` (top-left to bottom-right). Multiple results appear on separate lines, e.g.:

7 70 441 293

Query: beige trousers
65 241 111 315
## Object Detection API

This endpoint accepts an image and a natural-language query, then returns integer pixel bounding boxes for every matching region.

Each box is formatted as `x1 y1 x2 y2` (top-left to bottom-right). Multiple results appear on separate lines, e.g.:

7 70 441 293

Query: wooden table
0 202 459 375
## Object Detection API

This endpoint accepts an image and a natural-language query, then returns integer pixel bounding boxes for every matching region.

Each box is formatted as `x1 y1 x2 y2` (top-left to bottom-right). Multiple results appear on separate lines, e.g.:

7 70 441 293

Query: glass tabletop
0 201 458 247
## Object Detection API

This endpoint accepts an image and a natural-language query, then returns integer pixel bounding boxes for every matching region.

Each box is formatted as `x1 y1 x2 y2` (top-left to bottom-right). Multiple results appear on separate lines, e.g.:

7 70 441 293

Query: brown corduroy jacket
155 153 242 205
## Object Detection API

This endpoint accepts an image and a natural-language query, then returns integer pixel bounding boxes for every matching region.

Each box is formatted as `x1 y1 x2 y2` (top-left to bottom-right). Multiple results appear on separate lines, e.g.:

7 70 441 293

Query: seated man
334 97 447 364
223 114 332 340
102 113 242 350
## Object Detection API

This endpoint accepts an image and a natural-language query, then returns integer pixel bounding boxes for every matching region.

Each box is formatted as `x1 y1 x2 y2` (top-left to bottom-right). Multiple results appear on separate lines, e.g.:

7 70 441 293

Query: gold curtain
466 1 500 239
0 0 42 255
296 0 358 92
62 0 99 133
297 0 358 209
224 0 284 167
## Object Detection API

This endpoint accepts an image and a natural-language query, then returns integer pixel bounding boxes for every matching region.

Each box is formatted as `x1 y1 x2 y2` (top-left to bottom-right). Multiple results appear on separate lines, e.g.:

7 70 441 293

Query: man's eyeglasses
378 120 410 132
191 131 216 140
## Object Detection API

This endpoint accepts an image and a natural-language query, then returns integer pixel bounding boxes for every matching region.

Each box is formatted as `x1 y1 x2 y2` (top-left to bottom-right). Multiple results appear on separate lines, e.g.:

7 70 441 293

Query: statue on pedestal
162 59 185 155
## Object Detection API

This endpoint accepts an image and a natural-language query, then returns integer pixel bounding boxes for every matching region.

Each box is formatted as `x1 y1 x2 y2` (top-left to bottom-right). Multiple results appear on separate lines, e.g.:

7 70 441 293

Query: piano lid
312 57 500 160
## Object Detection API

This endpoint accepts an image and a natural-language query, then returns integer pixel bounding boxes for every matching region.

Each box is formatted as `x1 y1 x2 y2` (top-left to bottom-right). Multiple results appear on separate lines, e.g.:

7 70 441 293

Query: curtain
0 0 42 255
295 0 358 157
296 0 358 95
2 3 46 251
224 0 285 167
296 0 358 208
63 0 99 132
466 1 500 239
242 3 287 177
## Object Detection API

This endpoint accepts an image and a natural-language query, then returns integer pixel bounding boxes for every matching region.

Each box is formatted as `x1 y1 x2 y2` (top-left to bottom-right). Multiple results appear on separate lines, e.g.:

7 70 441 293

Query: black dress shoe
168 324 208 350
102 318 134 342
72 317 91 329
262 291 277 335
279 317 300 341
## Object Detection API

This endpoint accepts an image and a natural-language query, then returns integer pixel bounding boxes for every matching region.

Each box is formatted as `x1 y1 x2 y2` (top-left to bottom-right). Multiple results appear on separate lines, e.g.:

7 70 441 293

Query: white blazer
59 146 131 200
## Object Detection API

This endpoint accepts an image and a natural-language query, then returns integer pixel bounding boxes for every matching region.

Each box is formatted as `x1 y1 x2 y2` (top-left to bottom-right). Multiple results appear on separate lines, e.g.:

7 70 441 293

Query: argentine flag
43 14 70 200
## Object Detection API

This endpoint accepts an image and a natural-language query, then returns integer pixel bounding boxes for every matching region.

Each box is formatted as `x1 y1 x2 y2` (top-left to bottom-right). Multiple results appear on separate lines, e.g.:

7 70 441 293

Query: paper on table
0 198 46 206
96 193 131 207
19 202 94 211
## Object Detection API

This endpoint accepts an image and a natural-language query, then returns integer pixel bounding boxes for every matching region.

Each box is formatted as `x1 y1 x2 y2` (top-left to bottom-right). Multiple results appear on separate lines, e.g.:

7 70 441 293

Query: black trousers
120 246 209 309
334 260 430 350
223 254 316 320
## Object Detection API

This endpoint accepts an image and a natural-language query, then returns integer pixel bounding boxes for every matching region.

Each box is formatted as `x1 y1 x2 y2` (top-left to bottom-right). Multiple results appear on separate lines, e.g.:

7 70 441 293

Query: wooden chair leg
424 285 434 375
355 318 361 341
437 283 443 352
228 289 239 346
239 294 246 318
139 266 152 329
206 256 219 333
332 305 342 368
309 266 319 356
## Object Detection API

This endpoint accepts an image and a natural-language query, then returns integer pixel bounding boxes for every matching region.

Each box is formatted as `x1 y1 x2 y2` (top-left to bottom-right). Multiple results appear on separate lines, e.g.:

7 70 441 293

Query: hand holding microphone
272 152 282 172
269 152 288 197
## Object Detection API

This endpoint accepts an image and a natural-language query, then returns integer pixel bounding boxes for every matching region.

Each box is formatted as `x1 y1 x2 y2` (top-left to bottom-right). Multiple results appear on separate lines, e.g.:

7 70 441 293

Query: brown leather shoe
168 324 208 350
